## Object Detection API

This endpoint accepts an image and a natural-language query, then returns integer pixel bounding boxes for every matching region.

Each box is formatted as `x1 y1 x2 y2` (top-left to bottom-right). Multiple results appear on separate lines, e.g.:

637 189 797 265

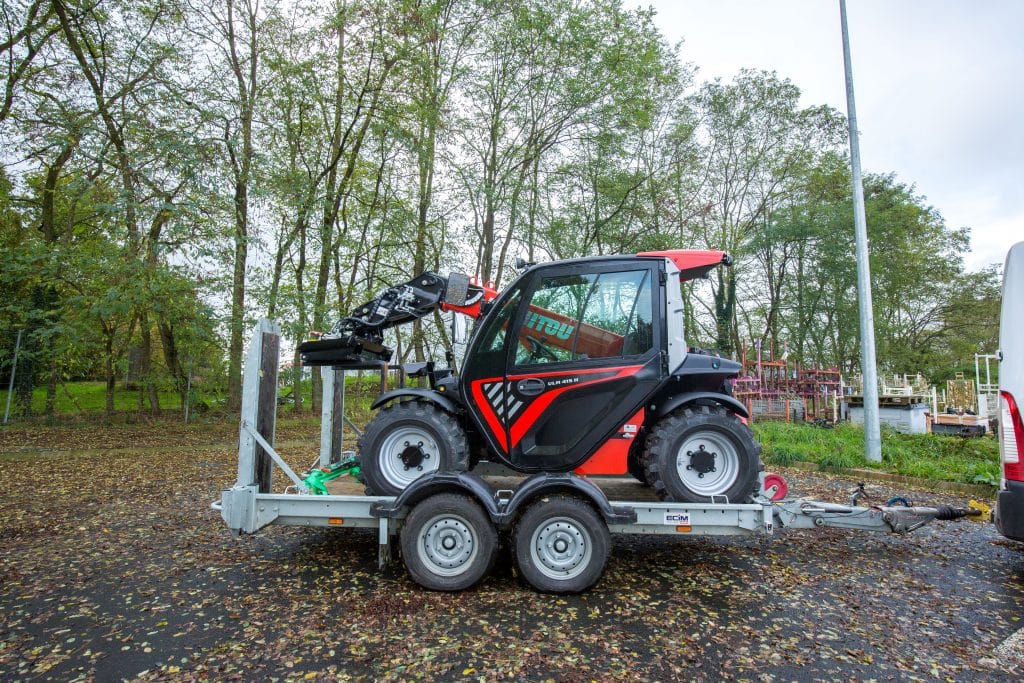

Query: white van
996 241 1024 541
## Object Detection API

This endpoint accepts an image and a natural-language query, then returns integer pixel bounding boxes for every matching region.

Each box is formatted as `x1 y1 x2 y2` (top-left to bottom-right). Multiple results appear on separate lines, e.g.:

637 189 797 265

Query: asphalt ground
1 439 1023 681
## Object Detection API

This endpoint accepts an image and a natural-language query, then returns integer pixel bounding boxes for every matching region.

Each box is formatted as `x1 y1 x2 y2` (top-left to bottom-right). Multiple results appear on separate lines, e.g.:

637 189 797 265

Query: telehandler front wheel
357 402 469 496
644 405 761 504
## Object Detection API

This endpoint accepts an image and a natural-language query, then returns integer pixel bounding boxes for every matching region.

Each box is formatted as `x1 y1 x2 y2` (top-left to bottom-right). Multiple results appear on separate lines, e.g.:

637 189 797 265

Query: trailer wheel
400 493 498 591
644 405 761 503
513 495 610 594
357 402 469 496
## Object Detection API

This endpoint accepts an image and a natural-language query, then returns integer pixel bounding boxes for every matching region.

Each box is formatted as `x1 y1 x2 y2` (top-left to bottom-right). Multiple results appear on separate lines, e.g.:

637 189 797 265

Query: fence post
3 329 22 425
319 367 345 468
237 319 280 492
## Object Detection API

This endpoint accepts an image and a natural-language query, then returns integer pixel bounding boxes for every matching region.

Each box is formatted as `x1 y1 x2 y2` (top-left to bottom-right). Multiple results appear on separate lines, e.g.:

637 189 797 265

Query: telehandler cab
300 250 760 504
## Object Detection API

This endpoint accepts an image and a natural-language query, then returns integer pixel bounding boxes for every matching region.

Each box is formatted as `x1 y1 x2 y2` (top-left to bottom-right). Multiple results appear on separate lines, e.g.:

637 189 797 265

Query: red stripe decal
470 377 507 451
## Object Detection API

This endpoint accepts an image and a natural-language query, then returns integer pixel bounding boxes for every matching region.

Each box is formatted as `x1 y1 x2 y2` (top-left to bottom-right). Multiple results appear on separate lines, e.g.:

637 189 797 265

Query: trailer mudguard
654 391 750 419
496 473 637 526
370 388 460 414
371 471 499 520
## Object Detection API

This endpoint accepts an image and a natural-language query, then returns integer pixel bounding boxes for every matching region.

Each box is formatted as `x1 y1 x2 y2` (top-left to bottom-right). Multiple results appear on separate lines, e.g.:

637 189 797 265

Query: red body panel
574 408 645 475
469 365 644 458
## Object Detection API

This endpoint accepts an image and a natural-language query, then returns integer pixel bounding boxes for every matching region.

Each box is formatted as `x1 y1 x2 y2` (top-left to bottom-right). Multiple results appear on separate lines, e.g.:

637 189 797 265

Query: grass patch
0 375 385 422
753 421 1001 486
1 381 185 414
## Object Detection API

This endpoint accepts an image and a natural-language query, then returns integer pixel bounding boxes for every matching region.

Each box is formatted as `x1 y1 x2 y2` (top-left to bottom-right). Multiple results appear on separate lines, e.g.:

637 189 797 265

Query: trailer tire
644 405 761 503
513 495 610 594
357 401 469 496
400 493 498 591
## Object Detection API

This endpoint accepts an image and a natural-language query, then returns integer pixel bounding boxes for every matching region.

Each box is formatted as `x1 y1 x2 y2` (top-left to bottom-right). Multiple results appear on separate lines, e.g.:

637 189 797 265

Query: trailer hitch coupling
882 504 981 533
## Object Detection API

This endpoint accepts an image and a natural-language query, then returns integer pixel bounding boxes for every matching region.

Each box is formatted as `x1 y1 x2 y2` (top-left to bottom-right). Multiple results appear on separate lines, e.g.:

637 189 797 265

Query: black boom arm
298 272 486 366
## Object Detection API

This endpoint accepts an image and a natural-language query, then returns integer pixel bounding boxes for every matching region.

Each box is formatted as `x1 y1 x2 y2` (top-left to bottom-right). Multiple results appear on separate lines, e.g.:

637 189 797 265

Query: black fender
370 388 460 414
654 391 750 419
371 470 499 520
496 473 636 527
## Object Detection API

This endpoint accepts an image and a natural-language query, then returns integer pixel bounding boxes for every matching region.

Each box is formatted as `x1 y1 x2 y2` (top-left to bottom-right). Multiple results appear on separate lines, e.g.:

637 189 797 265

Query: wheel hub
531 518 592 580
686 444 717 478
379 426 440 488
420 515 477 577
400 442 428 470
675 431 741 497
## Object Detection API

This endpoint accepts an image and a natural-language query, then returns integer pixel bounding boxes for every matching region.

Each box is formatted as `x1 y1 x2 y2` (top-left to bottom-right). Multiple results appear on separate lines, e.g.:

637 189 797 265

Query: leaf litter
1 426 1022 681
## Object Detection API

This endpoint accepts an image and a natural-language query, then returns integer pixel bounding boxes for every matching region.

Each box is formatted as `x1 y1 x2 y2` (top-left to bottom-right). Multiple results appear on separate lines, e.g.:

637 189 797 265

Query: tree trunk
104 331 115 419
292 344 303 413
159 320 188 409
45 361 58 419
225 0 259 412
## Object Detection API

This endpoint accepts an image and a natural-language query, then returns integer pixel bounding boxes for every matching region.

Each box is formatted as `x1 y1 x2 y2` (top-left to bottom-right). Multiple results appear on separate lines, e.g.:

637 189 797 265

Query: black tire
627 446 648 485
644 405 762 503
512 495 610 594
357 401 469 496
400 493 498 591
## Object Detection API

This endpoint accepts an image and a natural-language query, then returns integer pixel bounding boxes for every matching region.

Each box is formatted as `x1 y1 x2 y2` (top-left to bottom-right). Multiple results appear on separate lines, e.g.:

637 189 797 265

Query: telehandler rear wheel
627 449 649 485
644 405 761 503
357 402 469 496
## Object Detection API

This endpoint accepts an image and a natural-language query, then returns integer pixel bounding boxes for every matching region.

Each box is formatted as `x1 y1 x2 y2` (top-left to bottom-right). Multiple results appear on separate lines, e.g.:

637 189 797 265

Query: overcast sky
624 0 1022 271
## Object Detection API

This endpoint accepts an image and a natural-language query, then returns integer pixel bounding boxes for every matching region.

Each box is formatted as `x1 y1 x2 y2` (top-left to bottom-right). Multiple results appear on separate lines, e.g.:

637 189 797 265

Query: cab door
459 280 524 458
501 260 663 472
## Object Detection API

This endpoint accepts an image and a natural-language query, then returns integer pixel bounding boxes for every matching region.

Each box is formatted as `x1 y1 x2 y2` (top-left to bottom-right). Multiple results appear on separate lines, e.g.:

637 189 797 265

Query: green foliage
0 0 1001 421
0 381 184 414
754 421 1001 486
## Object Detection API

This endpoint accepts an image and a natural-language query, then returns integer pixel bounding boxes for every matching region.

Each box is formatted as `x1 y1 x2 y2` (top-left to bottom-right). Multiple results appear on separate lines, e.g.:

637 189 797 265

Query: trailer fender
654 391 750 419
371 470 499 521
370 388 460 414
497 473 636 527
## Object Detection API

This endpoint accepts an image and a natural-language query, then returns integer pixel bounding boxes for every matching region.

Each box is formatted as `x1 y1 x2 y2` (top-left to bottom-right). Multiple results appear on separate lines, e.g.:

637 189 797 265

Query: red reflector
1000 391 1024 481
327 518 344 525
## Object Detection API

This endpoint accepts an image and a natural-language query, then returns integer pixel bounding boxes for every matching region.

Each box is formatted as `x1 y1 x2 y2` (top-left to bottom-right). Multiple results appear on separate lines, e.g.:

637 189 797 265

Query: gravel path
1 441 1022 681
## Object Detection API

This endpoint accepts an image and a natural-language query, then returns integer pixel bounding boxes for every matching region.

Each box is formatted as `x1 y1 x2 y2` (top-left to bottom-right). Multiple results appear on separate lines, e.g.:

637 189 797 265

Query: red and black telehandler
300 249 761 504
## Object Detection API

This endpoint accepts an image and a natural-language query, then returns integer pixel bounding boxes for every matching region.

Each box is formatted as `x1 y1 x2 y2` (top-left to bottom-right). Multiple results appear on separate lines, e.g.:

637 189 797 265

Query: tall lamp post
839 0 882 462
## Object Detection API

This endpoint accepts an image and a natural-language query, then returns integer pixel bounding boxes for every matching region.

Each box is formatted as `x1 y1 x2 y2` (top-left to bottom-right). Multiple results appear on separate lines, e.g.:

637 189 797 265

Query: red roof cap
637 250 732 280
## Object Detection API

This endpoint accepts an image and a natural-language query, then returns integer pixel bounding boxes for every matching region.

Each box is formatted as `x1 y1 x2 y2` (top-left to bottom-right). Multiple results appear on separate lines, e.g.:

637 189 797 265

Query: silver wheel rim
378 425 441 489
675 430 740 497
418 513 478 577
530 516 592 580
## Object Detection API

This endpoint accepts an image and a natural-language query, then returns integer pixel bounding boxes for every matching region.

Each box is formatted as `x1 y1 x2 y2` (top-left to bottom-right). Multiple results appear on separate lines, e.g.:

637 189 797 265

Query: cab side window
515 269 652 366
477 289 521 353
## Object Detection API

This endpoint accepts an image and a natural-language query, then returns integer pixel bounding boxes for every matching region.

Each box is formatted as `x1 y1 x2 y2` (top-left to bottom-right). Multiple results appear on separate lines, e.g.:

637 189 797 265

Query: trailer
214 320 979 594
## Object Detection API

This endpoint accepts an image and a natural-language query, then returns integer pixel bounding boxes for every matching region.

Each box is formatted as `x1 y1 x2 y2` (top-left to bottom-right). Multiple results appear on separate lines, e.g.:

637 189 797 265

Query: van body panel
996 241 1024 541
